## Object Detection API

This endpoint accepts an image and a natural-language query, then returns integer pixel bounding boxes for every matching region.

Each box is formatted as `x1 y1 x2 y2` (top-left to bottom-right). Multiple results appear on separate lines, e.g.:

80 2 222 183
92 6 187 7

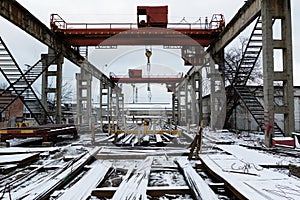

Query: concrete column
112 87 121 126
86 71 92 128
41 55 49 123
172 91 180 125
209 57 226 130
210 60 217 131
41 49 63 124
99 81 103 128
179 85 185 125
108 86 112 133
76 69 92 129
75 73 82 125
55 53 63 124
281 0 295 136
120 92 124 128
261 0 294 147
190 75 197 124
184 79 189 125
262 2 275 146
195 70 203 125
188 69 203 125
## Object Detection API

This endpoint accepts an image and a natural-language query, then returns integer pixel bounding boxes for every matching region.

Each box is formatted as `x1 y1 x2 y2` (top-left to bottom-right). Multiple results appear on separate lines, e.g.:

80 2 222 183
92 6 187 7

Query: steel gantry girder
49 12 225 47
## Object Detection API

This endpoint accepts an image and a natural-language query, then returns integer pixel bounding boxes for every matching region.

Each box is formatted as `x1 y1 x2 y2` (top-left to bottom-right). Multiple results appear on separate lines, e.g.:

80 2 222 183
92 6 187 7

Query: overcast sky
0 0 299 102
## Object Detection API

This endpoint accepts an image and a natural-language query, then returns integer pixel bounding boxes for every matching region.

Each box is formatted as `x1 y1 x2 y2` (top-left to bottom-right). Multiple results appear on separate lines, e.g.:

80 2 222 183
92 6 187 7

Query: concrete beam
0 0 114 87
210 0 261 54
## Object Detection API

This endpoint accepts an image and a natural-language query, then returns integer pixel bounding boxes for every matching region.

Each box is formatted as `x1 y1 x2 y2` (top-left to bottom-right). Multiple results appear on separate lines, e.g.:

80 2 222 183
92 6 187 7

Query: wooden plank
176 158 218 200
0 153 39 166
10 147 101 200
161 134 170 142
147 186 190 196
96 153 148 159
0 147 60 155
142 135 150 145
111 157 153 200
96 148 189 159
92 186 190 198
116 134 135 146
163 133 177 140
0 164 17 174
0 160 65 195
108 133 125 143
95 134 115 143
155 134 164 146
92 187 116 198
217 145 291 166
200 153 300 200
58 160 112 200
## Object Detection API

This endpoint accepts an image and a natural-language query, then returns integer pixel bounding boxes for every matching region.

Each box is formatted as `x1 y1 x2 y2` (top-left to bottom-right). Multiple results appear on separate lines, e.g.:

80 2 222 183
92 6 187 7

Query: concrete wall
202 86 300 132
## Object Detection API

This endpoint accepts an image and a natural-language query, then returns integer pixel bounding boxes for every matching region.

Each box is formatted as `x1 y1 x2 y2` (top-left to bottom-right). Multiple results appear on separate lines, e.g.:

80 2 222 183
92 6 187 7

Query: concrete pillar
196 71 203 125
55 53 63 124
118 91 124 127
120 92 124 128
210 57 226 130
189 75 197 125
108 86 112 133
41 49 63 124
76 69 92 129
179 85 185 125
41 55 49 123
86 72 92 128
75 73 82 126
188 69 202 126
261 0 294 147
99 82 104 128
111 87 121 127
184 79 190 125
172 90 180 125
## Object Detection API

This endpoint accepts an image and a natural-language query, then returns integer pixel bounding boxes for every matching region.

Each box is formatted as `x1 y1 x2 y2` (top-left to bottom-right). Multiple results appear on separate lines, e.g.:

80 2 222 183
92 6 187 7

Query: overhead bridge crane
49 6 226 114
50 6 225 47
109 70 183 84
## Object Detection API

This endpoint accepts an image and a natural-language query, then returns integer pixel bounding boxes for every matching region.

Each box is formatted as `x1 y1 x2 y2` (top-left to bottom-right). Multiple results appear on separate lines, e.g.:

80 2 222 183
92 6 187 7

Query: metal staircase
0 37 57 124
235 17 262 86
234 86 283 134
224 17 283 134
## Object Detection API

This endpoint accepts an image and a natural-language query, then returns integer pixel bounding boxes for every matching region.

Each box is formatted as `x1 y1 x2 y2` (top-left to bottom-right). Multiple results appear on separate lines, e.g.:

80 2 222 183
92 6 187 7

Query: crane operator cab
137 6 168 28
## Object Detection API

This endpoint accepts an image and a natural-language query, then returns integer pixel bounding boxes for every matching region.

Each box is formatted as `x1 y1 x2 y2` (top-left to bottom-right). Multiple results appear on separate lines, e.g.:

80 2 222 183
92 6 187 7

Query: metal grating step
235 86 284 135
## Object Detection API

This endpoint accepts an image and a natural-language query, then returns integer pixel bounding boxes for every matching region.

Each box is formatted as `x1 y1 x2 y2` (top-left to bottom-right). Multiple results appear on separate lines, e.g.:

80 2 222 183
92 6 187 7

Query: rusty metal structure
0 0 295 147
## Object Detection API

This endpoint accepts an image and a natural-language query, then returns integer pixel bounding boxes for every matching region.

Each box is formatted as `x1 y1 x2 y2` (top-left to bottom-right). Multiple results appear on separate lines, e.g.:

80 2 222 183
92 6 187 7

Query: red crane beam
50 11 225 47
56 28 219 46
110 77 182 84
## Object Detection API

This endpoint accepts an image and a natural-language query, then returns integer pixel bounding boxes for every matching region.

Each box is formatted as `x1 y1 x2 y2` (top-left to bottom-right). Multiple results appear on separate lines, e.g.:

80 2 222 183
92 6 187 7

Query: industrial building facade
203 86 300 132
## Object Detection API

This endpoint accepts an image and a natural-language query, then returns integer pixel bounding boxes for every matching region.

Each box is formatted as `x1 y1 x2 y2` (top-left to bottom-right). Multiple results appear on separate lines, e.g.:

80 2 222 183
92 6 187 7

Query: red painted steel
50 6 225 46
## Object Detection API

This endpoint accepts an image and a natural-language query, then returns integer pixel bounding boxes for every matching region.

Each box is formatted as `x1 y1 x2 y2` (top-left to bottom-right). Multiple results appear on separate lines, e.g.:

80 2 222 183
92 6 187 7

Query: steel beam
110 77 182 84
